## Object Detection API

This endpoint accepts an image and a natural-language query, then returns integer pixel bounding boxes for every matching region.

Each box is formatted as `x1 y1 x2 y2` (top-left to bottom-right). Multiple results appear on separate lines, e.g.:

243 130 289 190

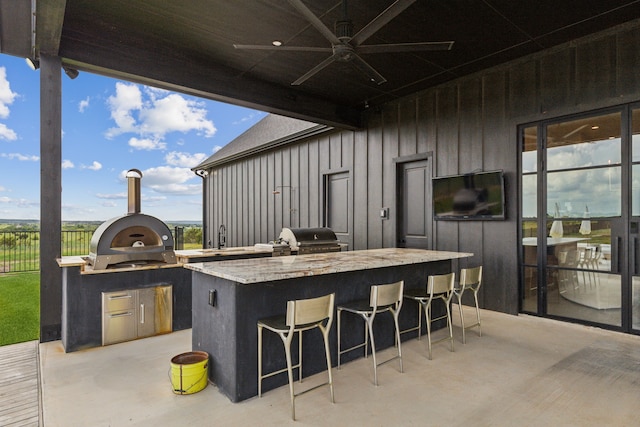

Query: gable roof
194 114 332 170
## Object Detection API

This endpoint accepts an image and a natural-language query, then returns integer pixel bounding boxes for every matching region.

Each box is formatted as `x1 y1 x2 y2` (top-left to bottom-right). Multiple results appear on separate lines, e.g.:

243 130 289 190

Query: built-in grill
278 227 341 254
87 169 177 270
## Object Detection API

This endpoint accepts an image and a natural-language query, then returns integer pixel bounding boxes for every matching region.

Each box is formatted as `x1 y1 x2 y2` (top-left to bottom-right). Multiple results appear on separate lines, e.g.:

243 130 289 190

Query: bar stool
402 272 455 359
337 280 404 386
453 266 483 344
257 293 335 421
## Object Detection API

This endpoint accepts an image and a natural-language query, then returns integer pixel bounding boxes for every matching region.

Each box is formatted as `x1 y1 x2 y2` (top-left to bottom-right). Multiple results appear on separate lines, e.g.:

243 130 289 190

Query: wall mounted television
432 170 506 220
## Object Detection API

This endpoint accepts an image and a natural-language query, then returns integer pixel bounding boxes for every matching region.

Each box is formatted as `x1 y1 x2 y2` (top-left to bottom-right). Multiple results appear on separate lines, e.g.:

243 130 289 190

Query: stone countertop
55 256 183 274
174 246 272 260
184 248 473 284
56 247 271 274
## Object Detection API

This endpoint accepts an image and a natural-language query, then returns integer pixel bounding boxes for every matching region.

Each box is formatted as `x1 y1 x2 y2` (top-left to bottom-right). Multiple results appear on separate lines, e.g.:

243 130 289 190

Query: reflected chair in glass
257 293 335 421
453 266 483 344
402 272 455 359
337 280 404 386
565 249 581 292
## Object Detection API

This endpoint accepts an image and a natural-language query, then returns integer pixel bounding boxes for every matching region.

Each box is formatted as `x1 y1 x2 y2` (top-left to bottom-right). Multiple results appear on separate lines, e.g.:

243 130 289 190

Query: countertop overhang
184 248 473 284
56 247 272 274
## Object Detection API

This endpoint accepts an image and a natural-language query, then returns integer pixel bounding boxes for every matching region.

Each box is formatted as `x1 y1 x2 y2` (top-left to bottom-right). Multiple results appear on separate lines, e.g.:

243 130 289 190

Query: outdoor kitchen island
185 248 472 402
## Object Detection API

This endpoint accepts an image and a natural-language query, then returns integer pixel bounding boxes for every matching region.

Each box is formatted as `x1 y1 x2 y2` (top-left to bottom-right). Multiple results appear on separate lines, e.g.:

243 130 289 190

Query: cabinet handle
109 311 133 318
109 294 132 300
140 304 145 324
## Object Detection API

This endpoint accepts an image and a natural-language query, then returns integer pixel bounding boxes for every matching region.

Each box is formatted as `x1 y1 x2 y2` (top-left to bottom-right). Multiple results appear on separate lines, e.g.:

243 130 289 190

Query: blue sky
0 54 266 222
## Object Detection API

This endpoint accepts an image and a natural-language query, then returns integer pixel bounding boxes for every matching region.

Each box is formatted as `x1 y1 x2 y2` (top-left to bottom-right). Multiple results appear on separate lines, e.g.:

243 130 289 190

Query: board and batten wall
202 20 640 316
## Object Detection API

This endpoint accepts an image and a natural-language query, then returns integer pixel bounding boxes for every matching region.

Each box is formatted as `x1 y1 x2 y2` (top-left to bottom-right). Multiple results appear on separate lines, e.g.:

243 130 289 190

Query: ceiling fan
233 0 454 86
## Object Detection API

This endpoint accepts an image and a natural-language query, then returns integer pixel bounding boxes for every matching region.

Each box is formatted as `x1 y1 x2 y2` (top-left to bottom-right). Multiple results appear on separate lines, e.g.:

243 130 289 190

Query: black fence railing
0 227 192 273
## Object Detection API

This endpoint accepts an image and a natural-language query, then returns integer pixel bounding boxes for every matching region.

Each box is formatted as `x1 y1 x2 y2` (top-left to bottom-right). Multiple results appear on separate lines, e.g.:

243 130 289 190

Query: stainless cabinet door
137 288 156 338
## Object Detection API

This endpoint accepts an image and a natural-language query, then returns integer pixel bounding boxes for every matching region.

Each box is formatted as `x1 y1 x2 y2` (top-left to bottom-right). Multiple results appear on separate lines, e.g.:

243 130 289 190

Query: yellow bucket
170 351 209 395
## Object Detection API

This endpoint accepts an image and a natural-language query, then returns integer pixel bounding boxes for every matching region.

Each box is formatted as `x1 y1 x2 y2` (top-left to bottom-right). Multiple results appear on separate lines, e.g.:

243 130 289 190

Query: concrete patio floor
38 308 640 426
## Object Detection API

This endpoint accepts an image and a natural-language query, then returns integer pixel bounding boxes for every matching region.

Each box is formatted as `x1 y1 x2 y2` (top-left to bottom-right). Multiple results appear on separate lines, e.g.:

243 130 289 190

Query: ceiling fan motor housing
335 19 353 41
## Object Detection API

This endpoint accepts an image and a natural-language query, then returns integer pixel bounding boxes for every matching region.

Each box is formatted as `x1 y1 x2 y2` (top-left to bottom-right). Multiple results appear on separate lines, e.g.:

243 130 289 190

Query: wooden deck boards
0 341 40 427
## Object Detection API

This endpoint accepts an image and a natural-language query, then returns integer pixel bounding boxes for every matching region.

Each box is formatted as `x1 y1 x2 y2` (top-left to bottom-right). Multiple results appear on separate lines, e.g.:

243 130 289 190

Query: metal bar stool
257 293 335 421
453 266 483 344
337 280 404 386
402 272 455 359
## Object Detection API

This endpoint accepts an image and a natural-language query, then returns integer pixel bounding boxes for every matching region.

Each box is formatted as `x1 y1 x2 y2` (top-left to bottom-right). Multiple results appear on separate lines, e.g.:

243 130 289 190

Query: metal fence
0 228 191 274
0 230 94 273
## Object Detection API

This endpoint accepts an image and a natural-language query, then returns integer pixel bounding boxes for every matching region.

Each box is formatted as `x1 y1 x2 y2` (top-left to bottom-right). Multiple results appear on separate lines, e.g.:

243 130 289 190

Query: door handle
633 237 638 276
617 236 623 274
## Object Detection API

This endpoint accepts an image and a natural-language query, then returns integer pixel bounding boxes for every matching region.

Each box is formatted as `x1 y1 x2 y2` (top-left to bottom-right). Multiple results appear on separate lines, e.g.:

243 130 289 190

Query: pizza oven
87 169 177 270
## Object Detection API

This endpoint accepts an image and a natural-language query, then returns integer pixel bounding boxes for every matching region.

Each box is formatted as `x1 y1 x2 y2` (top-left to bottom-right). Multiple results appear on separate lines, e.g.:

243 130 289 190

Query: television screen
433 170 505 220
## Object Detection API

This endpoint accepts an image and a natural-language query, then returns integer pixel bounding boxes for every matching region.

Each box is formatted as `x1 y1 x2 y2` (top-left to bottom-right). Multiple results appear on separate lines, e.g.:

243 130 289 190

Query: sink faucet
218 224 226 249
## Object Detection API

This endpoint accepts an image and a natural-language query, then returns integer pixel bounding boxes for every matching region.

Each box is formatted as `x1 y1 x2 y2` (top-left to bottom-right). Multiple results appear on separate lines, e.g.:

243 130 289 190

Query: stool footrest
260 362 301 382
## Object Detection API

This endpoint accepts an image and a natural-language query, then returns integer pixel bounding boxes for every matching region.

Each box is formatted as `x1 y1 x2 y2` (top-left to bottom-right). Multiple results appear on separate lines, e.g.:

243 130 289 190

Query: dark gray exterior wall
201 20 640 316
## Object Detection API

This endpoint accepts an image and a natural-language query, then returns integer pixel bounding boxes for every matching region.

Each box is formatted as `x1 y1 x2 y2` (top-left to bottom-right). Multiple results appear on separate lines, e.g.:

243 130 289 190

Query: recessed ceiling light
591 125 600 130
272 40 282 47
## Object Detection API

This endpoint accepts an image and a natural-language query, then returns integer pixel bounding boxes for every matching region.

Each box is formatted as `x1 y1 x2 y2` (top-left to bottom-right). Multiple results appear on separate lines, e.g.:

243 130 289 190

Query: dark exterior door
397 159 432 249
325 171 351 249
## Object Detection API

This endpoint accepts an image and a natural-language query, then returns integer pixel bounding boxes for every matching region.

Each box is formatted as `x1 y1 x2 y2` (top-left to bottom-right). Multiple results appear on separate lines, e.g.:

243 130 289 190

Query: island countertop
183 248 473 284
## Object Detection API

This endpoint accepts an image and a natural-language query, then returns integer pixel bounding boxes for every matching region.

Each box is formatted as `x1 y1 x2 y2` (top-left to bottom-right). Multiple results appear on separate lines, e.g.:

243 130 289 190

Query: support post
39 54 63 342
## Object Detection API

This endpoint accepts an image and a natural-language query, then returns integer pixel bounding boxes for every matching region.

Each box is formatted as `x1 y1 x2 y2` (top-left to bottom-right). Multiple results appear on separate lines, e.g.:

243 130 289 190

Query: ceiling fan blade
291 54 339 86
349 54 387 85
357 41 454 54
233 44 332 53
287 0 341 46
351 0 417 46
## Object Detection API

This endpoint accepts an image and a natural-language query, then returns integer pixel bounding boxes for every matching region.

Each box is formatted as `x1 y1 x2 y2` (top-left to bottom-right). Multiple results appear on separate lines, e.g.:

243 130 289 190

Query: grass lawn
0 272 40 346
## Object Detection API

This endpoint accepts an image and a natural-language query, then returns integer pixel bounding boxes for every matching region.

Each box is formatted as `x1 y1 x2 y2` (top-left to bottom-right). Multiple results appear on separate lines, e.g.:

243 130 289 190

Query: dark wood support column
40 54 62 342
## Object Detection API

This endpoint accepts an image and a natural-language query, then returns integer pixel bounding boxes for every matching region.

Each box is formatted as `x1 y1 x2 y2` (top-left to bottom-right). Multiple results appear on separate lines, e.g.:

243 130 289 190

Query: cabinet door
137 285 173 337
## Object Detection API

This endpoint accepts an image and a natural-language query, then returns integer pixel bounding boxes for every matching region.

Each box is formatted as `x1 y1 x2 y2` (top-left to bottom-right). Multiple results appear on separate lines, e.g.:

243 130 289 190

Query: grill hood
87 169 177 270
278 227 340 254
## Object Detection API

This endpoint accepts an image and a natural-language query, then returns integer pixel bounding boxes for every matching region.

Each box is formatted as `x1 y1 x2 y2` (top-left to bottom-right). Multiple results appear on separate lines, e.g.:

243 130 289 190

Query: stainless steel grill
278 227 341 254
87 169 177 270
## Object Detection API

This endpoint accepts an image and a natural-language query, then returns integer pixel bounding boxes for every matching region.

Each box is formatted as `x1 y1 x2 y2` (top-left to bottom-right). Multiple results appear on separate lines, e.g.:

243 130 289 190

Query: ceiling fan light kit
234 0 454 86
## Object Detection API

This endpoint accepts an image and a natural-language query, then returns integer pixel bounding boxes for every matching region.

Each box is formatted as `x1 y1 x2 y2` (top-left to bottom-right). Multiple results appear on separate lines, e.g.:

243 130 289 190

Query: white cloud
139 93 216 137
120 166 200 195
0 123 17 141
0 196 38 208
106 82 216 139
213 145 223 153
82 161 102 171
62 159 74 169
78 96 90 113
1 153 38 161
0 185 5 191
100 200 118 208
0 67 17 119
128 137 166 151
106 82 142 137
96 192 127 200
165 151 207 167
0 68 18 141
232 112 263 126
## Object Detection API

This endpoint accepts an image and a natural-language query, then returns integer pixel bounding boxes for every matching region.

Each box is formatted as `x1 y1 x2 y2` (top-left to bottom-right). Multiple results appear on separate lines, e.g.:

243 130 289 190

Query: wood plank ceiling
19 0 640 128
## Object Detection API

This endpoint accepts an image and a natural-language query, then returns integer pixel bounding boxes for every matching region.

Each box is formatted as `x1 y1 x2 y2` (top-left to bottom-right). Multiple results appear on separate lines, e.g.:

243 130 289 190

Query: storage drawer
102 310 136 345
102 290 136 312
